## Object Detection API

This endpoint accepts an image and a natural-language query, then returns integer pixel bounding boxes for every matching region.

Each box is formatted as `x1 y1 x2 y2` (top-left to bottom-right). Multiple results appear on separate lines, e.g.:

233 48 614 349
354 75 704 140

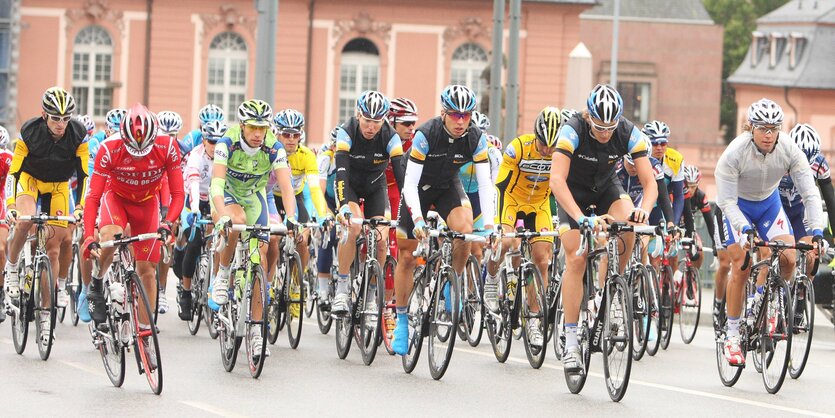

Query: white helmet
747 98 783 126
790 123 821 163
0 126 9 149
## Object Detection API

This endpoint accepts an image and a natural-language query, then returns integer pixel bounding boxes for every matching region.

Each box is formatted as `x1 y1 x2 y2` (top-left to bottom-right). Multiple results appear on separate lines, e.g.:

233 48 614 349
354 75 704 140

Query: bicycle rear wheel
645 266 662 356
34 260 56 361
317 293 334 335
459 255 484 347
304 265 316 318
246 265 269 378
402 265 427 374
789 276 814 379
11 288 30 355
486 270 512 363
186 268 204 336
552 281 564 360
127 273 163 395
427 266 459 380
761 281 792 394
521 264 548 369
285 252 304 349
658 265 675 350
69 244 82 326
630 265 650 361
98 308 125 387
679 266 701 344
602 276 633 402
358 261 384 365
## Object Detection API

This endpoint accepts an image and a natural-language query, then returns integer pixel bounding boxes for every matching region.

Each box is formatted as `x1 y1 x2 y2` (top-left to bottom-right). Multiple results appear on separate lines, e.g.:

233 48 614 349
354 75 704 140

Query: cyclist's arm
272 145 295 221
715 150 748 231
495 138 519 198
682 198 695 237
788 146 824 233
670 179 684 223
82 147 112 240
402 132 428 223
184 151 201 212
74 139 90 208
334 128 352 209
656 178 674 226
551 126 583 222
702 204 717 247
488 145 503 184
473 133 494 229
6 139 28 209
387 133 405 192
162 139 184 225
818 179 835 235
304 154 329 218
633 155 658 216
210 137 231 218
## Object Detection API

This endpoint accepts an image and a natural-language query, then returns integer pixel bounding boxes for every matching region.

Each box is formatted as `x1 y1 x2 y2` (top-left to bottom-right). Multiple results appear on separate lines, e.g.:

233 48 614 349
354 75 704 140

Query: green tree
702 0 790 142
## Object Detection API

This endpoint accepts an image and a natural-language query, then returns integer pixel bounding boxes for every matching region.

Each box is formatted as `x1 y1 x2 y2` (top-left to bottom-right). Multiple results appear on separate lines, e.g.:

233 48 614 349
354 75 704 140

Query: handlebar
18 215 77 223
99 232 162 248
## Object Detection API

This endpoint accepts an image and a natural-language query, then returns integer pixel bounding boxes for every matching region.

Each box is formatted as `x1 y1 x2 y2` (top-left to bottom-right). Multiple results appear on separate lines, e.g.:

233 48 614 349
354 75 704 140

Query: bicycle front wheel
304 264 316 318
602 276 633 402
69 244 82 326
459 255 484 347
246 264 269 379
285 252 304 349
521 264 548 369
761 281 792 394
789 275 814 379
98 306 125 388
645 266 662 357
127 273 163 395
714 296 743 386
427 266 460 380
358 261 384 365
486 270 512 363
630 265 651 361
679 266 701 344
187 267 204 336
34 259 56 361
658 265 675 350
402 266 427 374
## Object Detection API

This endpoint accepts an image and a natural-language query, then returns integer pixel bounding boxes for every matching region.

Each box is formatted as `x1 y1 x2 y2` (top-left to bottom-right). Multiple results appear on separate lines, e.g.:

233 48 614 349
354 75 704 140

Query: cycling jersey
212 125 287 200
682 187 717 247
179 129 203 157
496 134 553 202
616 156 663 207
317 144 336 201
661 147 685 182
275 144 319 196
87 130 107 175
460 143 501 193
779 153 830 207
0 148 12 223
184 143 212 210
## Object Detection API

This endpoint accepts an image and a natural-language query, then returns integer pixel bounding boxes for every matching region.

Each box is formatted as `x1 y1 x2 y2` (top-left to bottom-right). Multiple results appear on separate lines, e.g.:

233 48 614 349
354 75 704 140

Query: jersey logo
518 160 551 173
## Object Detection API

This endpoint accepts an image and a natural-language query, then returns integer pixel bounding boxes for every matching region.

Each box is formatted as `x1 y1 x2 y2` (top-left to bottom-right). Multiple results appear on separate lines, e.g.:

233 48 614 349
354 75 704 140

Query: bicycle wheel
203 250 219 340
427 265 460 380
789 275 814 379
645 266 662 357
11 286 30 355
382 256 397 354
285 252 304 349
186 270 204 336
335 264 355 359
69 244 82 326
602 276 633 402
658 265 675 350
127 273 163 395
402 265 427 374
317 293 334 335
34 259 56 361
459 255 484 347
714 297 743 386
98 306 125 388
246 265 269 379
564 305 591 394
761 281 792 394
630 265 650 361
552 281 564 360
358 261 384 365
219 297 241 372
304 266 316 318
521 264 548 369
679 266 701 344
153 264 160 324
486 270 512 363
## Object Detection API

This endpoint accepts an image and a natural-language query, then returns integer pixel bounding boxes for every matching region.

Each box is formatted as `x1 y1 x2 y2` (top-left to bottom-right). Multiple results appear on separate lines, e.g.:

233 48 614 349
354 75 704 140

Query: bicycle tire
659 265 675 350
70 244 82 326
486 269 512 363
99 304 125 388
266 272 281 345
34 259 56 361
459 255 484 347
219 297 241 372
713 298 743 386
427 265 460 380
521 264 548 369
186 269 204 336
358 261 384 365
602 275 633 402
304 266 316 318
127 273 163 395
402 265 427 374
552 281 564 360
246 264 269 379
382 256 397 354
789 276 814 379
679 266 701 344
285 252 305 349
317 290 334 335
153 263 160 324
645 266 662 357
11 285 30 355
564 302 591 394
630 265 650 361
761 280 792 394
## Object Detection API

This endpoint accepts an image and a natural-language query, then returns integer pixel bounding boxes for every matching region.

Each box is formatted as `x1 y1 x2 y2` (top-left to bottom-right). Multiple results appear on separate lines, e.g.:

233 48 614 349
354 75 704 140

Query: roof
729 1 835 90
580 0 714 23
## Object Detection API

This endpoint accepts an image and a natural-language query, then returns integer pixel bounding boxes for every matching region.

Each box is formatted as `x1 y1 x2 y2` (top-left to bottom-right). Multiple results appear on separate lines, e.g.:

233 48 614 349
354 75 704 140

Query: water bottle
109 282 126 314
507 270 518 302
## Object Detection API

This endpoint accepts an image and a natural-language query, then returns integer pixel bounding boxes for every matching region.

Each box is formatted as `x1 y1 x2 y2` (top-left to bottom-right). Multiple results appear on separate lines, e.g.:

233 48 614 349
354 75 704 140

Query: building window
451 43 488 104
71 25 112 118
207 32 248 121
338 38 379 124
618 82 651 124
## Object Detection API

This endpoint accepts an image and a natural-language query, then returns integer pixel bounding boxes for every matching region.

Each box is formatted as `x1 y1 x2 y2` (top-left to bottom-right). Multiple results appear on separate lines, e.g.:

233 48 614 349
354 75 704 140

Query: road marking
60 360 106 378
455 347 835 417
179 401 250 418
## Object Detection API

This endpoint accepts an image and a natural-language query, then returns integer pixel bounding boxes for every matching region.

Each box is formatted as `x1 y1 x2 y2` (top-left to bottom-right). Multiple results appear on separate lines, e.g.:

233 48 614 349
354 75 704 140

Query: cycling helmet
682 164 702 185
0 126 9 149
75 114 95 135
561 108 578 122
534 106 562 148
330 126 340 144
198 104 225 124
41 87 76 115
642 120 671 143
747 98 783 126
237 99 272 127
201 120 228 143
356 90 389 121
472 111 490 133
486 134 502 149
105 108 127 133
623 153 634 166
157 111 183 135
120 103 158 157
586 84 622 124
440 84 477 113
790 123 821 163
388 97 419 124
273 109 305 134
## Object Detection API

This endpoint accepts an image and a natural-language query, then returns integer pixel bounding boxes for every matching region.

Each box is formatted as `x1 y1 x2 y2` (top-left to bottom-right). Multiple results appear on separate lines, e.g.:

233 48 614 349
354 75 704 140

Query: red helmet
120 103 158 157
388 97 418 125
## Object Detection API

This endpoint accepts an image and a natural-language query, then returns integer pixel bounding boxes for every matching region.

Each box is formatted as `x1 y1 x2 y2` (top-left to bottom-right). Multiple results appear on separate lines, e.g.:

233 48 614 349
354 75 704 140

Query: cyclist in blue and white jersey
459 111 501 262
179 104 225 158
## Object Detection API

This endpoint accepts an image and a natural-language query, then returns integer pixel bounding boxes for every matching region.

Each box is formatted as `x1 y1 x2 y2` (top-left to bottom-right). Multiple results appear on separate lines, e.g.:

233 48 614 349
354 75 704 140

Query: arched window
451 43 488 104
72 25 112 118
207 32 248 120
338 38 379 124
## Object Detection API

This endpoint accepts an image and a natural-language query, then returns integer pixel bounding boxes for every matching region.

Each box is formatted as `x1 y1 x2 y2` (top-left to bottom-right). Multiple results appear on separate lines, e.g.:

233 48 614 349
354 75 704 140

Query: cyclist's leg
467 190 485 262
267 192 281 281
393 195 421 354
441 181 473 275
5 173 38 298
294 193 311 272
754 191 796 281
531 200 555 287
209 192 247 305
601 188 634 281
363 182 390 267
241 191 270 324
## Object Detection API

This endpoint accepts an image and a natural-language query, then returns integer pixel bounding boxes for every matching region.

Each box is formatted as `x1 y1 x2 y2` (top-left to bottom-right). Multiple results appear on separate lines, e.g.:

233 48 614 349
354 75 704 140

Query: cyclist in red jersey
0 127 12 323
82 104 184 338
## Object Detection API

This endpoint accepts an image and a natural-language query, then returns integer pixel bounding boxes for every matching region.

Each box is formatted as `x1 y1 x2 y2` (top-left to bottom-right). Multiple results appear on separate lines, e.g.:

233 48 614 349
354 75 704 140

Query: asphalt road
2 280 835 417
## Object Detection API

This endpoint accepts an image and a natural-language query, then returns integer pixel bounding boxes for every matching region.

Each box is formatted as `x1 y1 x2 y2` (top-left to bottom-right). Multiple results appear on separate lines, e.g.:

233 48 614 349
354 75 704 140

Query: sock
317 277 330 294
486 272 497 283
337 274 349 294
726 317 740 338
564 323 579 349
90 277 103 292
396 311 408 329
58 277 67 289
396 306 407 315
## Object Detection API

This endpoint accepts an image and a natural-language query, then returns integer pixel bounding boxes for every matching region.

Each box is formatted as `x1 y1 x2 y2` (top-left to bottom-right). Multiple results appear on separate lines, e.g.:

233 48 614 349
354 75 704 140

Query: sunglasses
753 124 781 135
651 141 668 147
589 118 618 133
447 111 472 121
280 131 302 139
47 114 72 123
398 121 416 127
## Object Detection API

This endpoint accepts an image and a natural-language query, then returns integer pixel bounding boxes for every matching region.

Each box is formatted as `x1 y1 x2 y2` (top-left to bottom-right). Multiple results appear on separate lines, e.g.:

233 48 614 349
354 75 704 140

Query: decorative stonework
65 0 125 34
332 12 391 49
443 17 490 52
199 5 256 38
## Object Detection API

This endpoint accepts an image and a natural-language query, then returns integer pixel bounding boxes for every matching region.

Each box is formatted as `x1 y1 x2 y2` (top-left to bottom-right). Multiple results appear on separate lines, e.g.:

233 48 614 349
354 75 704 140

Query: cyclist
549 84 657 372
715 98 824 366
82 104 184 368
210 99 296 360
391 84 496 355
75 114 96 139
155 110 184 315
315 127 339 309
0 127 12 323
461 111 502 262
332 91 405 315
680 165 719 269
175 120 226 320
645 120 685 275
179 104 225 158
484 106 561 347
5 87 89 345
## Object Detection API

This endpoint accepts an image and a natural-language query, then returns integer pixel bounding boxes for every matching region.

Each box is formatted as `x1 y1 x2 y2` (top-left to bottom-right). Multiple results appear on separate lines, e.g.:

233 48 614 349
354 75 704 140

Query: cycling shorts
497 193 553 243
396 179 470 241
784 202 812 241
14 171 71 227
342 180 390 219
557 180 630 230
212 189 270 242
99 190 162 263
723 190 792 246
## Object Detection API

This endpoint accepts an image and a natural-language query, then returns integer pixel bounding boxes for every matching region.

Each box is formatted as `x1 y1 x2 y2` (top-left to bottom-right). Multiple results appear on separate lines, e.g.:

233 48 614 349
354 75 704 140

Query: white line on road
455 347 835 418
60 360 106 378
179 400 251 418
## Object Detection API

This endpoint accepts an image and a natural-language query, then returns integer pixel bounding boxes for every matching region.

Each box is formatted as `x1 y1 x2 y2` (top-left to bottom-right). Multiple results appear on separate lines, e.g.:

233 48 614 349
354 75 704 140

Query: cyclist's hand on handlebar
812 231 828 257
629 207 649 224
5 208 17 225
158 222 173 244
413 218 428 241
215 215 231 233
73 206 84 222
83 236 100 260
336 205 352 227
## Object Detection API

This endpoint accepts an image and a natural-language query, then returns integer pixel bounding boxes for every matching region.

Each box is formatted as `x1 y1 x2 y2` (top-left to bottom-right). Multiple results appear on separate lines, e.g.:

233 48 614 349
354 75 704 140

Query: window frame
450 42 489 104
71 25 113 119
338 49 380 124
207 32 248 122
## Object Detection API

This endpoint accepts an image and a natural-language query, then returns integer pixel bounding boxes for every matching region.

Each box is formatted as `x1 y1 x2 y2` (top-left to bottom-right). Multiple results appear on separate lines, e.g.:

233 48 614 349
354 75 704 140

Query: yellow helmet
534 106 562 148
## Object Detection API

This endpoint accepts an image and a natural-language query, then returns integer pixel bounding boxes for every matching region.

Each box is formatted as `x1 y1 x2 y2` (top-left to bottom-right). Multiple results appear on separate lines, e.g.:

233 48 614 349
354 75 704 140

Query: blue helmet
441 84 477 113
273 109 305 134
198 104 225 125
157 111 183 135
586 84 623 124
356 91 389 120
105 108 127 133
200 120 228 143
